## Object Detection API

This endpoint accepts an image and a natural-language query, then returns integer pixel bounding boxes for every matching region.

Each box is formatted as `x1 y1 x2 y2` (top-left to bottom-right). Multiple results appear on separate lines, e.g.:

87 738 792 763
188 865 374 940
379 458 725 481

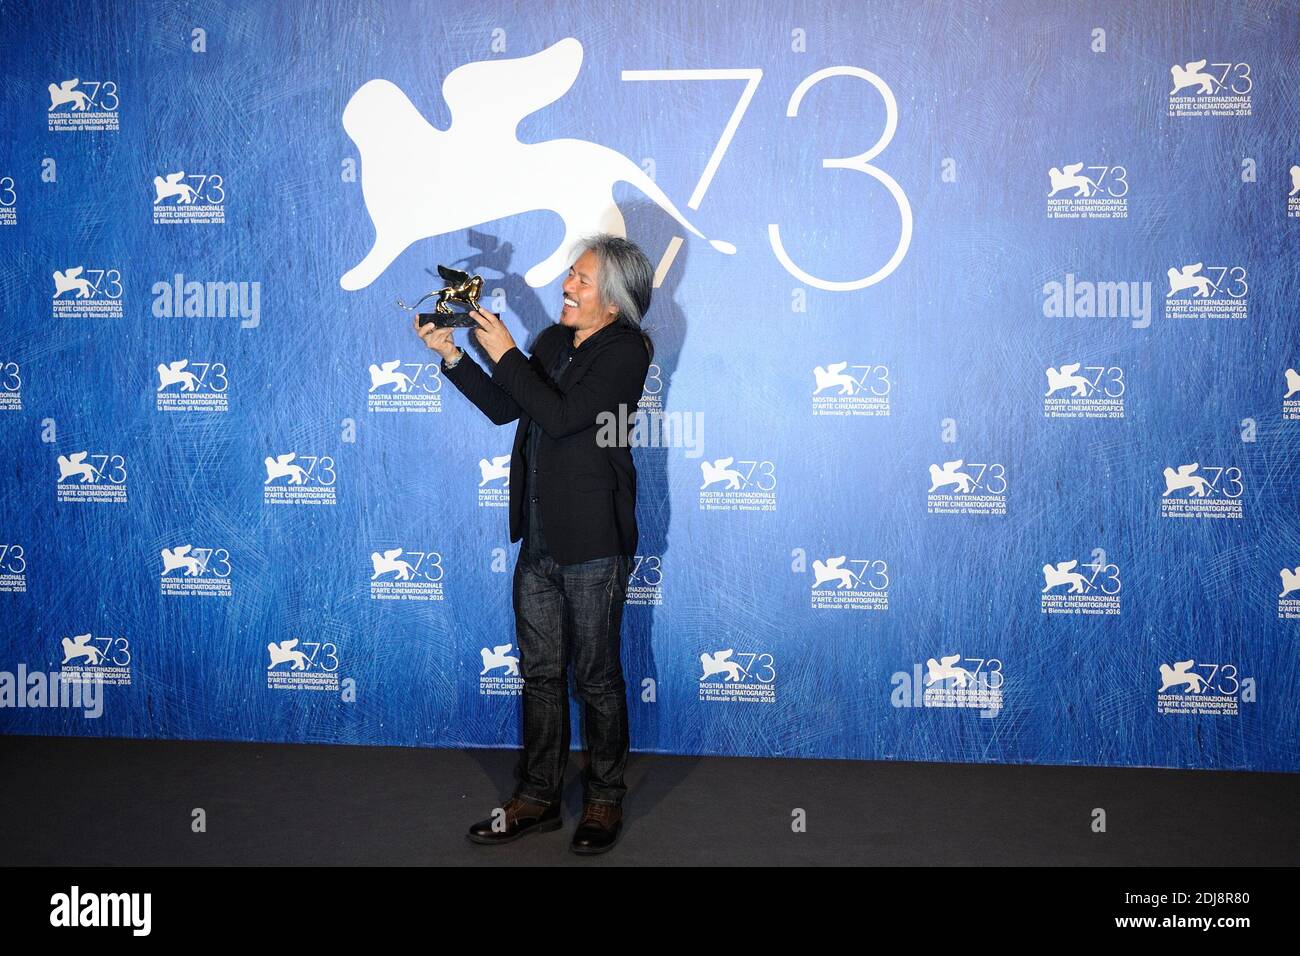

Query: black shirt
522 333 576 555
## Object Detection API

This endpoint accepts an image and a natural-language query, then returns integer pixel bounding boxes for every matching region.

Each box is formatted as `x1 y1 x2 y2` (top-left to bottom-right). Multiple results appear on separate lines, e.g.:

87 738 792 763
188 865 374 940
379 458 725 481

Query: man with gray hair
416 234 654 854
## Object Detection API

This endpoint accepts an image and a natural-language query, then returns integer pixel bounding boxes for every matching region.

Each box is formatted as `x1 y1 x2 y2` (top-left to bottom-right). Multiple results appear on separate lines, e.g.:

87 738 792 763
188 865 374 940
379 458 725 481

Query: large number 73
621 66 913 292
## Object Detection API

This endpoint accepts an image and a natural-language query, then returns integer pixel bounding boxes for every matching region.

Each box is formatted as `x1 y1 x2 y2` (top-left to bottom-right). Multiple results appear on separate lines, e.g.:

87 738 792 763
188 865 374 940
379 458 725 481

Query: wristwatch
443 347 464 370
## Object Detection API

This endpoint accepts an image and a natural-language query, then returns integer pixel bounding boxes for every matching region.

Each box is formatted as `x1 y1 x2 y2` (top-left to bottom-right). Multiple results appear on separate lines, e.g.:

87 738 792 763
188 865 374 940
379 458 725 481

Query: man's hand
413 316 458 362
468 307 517 364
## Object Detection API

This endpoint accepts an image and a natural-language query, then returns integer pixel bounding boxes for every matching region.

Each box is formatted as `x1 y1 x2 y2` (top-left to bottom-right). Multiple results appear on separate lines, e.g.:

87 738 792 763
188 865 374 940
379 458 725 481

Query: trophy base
418 311 494 329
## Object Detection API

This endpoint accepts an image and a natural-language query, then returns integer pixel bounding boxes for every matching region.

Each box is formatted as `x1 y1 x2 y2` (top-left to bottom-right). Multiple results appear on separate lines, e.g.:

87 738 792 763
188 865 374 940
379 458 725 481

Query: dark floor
1 734 1296 865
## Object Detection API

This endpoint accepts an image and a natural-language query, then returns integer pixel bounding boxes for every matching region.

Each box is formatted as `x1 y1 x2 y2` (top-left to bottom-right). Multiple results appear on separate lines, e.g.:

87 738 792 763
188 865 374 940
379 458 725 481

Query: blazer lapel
560 323 625 391
513 323 626 455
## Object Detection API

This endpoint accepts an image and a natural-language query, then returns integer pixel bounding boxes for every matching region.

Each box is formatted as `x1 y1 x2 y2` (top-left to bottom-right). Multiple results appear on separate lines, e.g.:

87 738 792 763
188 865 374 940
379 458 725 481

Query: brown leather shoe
569 801 623 855
467 796 561 845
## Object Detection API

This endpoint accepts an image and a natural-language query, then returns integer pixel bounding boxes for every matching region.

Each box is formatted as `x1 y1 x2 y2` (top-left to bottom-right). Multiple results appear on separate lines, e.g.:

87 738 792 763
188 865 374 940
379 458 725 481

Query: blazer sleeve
440 349 526 426
491 334 650 440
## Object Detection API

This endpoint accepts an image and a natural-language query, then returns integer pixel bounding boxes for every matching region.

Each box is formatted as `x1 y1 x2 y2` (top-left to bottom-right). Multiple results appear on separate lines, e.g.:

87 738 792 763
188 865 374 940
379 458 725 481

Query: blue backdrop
1 0 1297 773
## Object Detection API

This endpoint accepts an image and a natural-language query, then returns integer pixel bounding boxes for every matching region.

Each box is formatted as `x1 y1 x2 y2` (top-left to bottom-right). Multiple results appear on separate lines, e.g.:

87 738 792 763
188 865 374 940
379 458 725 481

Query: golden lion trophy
397 265 495 328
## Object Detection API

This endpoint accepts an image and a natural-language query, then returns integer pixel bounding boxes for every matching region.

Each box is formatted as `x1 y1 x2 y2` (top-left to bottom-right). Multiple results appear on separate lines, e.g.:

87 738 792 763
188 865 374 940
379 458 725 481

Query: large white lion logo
339 37 734 292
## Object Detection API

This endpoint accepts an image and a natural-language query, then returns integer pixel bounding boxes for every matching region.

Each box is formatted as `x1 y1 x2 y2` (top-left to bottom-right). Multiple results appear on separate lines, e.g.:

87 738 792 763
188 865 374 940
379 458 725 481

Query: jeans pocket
605 554 630 599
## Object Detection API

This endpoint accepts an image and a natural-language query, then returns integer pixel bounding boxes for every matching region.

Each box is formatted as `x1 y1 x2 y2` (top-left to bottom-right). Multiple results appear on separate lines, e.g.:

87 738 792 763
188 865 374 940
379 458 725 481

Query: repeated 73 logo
1042 553 1120 594
813 363 890 396
0 544 26 574
56 452 126 484
1047 163 1128 198
699 458 777 491
1161 464 1243 498
630 554 662 588
925 655 1004 690
367 359 442 393
267 639 339 672
699 650 776 684
1165 263 1247 298
1169 60 1252 96
1044 364 1124 398
927 461 1007 495
642 364 663 396
812 557 888 590
61 633 131 667
160 546 231 578
263 453 336 486
157 360 227 392
48 78 119 112
52 267 122 300
369 548 443 582
152 172 225 205
1158 660 1241 696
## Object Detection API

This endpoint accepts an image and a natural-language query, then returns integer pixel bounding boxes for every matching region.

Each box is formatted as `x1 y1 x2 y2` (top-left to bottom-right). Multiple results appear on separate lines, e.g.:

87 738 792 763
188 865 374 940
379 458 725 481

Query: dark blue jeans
512 507 632 807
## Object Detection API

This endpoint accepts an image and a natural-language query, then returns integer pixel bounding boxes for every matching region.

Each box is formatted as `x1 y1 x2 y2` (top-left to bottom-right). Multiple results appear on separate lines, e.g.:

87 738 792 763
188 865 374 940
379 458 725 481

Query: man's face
561 249 615 331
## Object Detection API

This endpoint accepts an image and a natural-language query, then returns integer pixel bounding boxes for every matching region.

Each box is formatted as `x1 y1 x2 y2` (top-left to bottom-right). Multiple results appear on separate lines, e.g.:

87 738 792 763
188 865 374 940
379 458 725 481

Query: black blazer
442 319 651 565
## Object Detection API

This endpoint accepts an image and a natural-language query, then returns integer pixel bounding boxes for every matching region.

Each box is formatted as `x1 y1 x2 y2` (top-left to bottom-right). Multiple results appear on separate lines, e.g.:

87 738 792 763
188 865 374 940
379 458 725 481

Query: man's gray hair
570 233 655 359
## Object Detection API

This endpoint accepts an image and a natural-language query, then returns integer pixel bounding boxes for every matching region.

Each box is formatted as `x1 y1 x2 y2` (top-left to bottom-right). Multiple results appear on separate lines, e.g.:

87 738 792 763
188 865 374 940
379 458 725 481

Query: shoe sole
466 816 562 846
569 831 622 856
